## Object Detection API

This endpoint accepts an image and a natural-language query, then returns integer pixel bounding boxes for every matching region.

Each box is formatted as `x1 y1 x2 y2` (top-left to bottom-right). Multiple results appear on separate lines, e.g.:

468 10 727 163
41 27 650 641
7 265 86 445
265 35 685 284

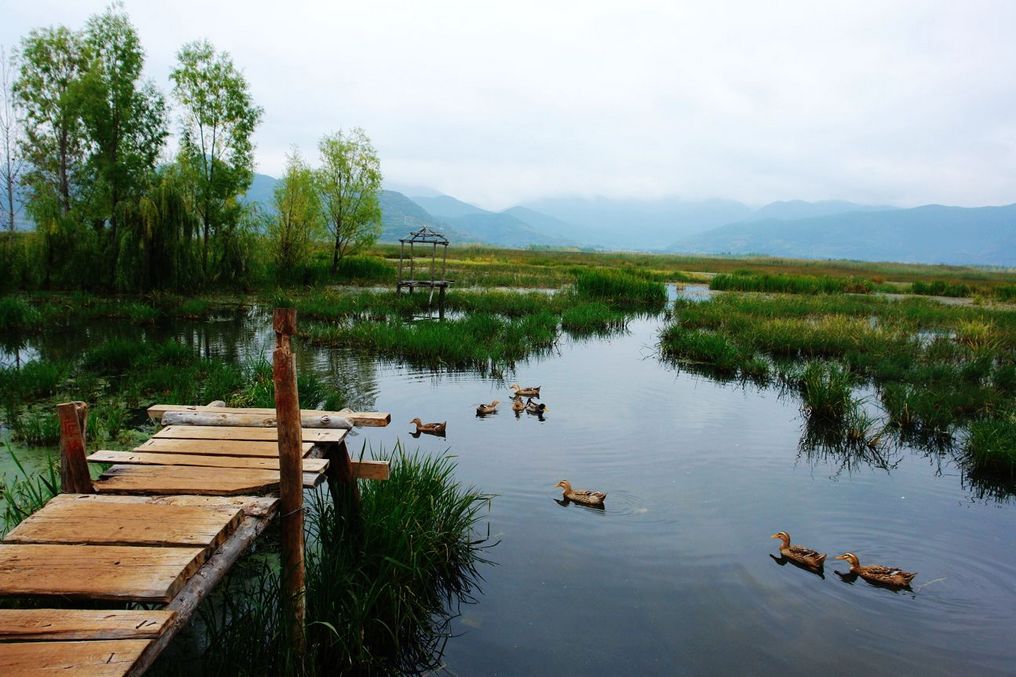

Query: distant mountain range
236 173 1016 267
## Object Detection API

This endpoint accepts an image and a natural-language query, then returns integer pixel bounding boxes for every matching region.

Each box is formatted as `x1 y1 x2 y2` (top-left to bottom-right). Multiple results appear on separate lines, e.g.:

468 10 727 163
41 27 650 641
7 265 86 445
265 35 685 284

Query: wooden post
57 402 93 494
272 308 306 659
326 440 362 538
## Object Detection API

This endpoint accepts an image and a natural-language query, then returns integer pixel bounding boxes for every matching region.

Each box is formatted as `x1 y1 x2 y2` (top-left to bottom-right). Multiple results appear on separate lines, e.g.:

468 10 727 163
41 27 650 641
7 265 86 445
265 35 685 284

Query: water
4 289 1015 675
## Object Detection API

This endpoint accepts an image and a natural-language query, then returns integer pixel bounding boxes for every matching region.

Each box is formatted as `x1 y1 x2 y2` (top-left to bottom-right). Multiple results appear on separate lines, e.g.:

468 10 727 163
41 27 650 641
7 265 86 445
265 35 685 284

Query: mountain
519 197 756 250
670 204 1016 266
442 211 572 248
409 195 488 219
747 200 897 222
378 190 468 242
241 173 278 208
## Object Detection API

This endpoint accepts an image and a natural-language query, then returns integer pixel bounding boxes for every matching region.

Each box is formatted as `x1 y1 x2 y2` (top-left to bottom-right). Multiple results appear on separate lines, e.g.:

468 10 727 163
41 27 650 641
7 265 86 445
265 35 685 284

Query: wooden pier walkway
0 402 391 676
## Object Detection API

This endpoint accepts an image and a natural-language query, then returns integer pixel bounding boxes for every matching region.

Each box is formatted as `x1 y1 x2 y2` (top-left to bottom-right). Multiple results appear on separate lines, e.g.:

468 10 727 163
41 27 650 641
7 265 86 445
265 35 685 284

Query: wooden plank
4 496 243 548
135 438 316 458
88 450 329 474
0 609 173 641
148 404 390 427
127 503 279 676
0 544 206 603
34 493 279 519
351 459 390 480
153 425 347 443
93 464 324 495
0 639 150 676
162 410 351 429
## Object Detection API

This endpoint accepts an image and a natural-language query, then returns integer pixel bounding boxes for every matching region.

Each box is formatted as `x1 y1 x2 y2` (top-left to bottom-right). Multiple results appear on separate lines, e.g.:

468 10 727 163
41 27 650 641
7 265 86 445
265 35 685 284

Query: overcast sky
3 0 1015 210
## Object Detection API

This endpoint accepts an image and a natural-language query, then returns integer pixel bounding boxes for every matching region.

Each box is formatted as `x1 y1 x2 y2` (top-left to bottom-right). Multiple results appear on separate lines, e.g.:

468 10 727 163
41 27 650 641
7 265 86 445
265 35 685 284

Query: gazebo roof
399 226 449 245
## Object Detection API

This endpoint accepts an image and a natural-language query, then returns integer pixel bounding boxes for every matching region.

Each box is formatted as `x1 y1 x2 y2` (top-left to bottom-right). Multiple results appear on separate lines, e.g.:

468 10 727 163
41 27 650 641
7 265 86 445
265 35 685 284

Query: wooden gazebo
396 226 450 305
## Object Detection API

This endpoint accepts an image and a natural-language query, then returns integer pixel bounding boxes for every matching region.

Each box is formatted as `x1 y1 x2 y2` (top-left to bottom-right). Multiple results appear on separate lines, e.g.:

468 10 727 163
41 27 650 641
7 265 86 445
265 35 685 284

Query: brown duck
510 384 541 398
410 418 446 435
835 552 917 587
555 480 606 506
476 400 500 416
771 531 827 570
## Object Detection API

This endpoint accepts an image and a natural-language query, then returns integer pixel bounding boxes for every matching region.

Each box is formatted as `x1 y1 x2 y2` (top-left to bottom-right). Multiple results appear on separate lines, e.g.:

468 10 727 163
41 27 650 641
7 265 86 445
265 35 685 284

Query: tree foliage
317 128 382 273
170 40 262 274
270 151 323 278
1 45 25 233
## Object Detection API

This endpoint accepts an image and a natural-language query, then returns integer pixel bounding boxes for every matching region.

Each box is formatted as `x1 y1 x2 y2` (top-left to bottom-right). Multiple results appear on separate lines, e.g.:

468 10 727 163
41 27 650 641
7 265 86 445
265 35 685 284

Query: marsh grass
710 271 875 295
966 418 1016 477
575 269 667 309
170 445 492 676
799 362 855 422
561 302 627 335
1 445 58 532
0 296 41 331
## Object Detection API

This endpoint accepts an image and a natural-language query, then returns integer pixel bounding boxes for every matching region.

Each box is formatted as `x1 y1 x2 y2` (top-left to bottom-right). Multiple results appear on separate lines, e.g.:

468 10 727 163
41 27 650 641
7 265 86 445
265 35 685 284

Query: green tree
14 25 88 218
270 151 322 277
317 128 382 273
79 5 167 282
170 40 262 275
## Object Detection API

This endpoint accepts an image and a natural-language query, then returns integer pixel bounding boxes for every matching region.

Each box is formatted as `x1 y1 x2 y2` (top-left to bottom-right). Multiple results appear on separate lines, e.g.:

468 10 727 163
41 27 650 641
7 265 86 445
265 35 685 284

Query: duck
410 418 446 435
525 398 548 415
554 480 606 506
510 383 541 398
511 396 525 413
835 552 917 588
770 531 827 570
476 400 500 416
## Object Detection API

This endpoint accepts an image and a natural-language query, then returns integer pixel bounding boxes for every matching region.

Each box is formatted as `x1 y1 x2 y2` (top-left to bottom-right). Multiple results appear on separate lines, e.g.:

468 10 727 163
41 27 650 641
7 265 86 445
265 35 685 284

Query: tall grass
171 445 492 675
798 362 855 422
966 418 1016 477
561 302 627 335
1 445 59 533
575 269 667 309
710 271 874 295
911 280 971 298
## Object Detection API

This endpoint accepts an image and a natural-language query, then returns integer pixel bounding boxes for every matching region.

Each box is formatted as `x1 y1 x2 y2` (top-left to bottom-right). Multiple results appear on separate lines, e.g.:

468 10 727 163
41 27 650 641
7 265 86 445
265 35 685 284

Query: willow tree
270 151 323 278
170 40 262 276
79 6 167 282
316 128 382 274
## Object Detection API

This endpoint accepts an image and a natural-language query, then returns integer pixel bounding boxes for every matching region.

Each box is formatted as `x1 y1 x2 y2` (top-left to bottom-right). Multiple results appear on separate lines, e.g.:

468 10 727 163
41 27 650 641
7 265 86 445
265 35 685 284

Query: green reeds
575 269 667 309
560 302 627 335
660 325 745 376
966 418 1016 477
175 445 492 676
799 362 855 422
911 280 971 298
710 271 873 295
0 296 41 331
1 445 59 532
333 255 397 282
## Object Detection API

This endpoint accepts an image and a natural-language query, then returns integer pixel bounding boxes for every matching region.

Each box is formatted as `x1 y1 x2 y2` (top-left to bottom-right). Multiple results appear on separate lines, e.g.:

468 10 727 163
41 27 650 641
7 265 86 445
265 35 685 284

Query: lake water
4 287 1015 675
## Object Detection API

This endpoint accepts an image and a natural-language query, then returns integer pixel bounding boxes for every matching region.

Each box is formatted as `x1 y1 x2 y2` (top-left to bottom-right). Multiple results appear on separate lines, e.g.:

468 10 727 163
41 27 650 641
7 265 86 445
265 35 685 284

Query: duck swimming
410 418 446 435
476 400 500 416
771 531 827 570
554 480 606 506
835 552 917 588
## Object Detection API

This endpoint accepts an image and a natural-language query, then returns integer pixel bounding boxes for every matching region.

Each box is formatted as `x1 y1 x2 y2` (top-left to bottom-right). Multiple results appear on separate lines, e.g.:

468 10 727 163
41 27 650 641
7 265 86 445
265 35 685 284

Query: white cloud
3 0 1015 209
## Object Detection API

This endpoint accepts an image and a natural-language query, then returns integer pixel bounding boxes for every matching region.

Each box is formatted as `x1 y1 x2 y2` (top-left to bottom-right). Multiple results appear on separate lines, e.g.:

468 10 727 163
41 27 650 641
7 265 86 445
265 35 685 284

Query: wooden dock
0 402 391 676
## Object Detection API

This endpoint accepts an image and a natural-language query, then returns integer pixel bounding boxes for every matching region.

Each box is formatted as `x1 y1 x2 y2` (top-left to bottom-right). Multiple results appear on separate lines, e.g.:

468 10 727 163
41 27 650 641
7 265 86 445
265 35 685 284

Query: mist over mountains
240 173 1016 266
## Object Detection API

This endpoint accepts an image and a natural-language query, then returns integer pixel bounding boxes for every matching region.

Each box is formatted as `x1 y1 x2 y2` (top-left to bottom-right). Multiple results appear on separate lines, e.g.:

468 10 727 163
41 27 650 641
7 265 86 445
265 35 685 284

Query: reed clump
575 269 667 309
710 271 874 295
561 302 627 335
966 418 1016 477
172 446 492 676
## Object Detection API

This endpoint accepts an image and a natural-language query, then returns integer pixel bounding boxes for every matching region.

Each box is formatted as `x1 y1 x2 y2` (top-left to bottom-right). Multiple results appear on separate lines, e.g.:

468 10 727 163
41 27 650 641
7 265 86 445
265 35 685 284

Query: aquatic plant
575 269 667 309
709 271 872 295
0 296 41 331
798 362 855 422
561 302 627 335
1 445 59 533
966 418 1016 477
172 445 492 675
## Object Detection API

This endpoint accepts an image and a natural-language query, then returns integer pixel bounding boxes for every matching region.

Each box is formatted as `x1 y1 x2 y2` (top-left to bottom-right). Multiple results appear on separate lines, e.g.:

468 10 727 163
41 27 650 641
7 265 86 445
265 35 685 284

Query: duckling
525 398 548 415
409 418 446 435
770 531 827 570
476 400 500 416
511 396 525 413
835 552 917 588
554 480 606 506
510 383 541 398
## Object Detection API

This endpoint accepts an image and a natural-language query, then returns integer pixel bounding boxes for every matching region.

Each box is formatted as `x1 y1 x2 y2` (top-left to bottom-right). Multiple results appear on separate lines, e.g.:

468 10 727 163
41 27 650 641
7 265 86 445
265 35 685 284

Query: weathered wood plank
0 609 174 641
3 497 242 548
0 544 206 603
35 493 279 518
0 639 150 676
127 503 279 676
93 464 324 494
153 425 347 443
350 459 390 480
88 450 329 474
135 438 316 458
93 465 281 496
148 404 390 427
161 410 352 430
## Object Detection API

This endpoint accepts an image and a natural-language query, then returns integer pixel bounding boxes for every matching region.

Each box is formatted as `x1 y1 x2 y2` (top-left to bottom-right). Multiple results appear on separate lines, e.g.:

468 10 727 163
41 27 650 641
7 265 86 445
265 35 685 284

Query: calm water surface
4 288 1015 675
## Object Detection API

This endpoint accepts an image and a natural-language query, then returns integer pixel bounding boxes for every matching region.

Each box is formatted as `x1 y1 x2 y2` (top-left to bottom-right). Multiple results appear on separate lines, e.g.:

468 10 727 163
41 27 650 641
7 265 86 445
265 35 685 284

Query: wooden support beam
272 307 306 658
147 404 390 427
57 402 93 494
